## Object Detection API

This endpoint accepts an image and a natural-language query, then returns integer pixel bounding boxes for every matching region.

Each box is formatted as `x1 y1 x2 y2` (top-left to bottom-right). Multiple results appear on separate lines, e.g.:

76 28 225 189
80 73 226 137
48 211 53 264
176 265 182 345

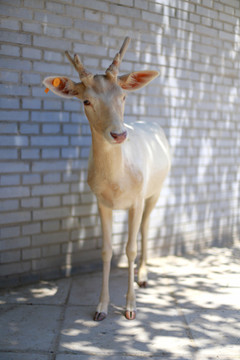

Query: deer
43 37 171 321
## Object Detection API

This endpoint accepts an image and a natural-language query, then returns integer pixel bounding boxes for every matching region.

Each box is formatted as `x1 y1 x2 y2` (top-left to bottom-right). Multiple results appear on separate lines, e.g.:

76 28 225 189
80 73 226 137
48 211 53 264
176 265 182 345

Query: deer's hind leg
138 193 160 288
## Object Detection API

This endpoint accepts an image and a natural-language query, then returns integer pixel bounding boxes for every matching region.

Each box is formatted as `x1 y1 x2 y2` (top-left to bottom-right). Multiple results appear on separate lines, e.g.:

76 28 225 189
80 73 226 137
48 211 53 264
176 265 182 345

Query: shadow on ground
0 245 239 360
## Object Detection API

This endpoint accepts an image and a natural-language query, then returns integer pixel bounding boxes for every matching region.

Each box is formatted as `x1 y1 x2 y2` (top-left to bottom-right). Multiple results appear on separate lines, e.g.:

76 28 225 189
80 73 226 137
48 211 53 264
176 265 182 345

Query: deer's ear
43 76 84 99
118 71 159 91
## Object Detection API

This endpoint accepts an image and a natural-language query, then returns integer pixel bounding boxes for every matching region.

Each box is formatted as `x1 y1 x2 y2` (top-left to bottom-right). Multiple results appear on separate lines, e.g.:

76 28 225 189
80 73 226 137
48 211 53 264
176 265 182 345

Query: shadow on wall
148 1 240 257
59 3 240 275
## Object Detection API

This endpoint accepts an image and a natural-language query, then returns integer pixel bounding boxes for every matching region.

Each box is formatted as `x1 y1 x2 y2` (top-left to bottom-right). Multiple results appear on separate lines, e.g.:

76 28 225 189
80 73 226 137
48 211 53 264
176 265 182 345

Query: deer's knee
102 246 112 262
126 243 137 262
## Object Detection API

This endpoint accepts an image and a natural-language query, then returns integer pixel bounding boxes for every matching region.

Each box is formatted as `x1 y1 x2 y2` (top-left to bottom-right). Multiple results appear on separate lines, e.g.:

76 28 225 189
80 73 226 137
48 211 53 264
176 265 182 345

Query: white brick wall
0 0 240 286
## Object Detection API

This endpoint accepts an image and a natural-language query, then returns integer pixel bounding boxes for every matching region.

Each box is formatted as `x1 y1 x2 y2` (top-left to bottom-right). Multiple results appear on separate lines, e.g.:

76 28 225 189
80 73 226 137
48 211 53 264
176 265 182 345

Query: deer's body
43 37 171 321
88 121 170 210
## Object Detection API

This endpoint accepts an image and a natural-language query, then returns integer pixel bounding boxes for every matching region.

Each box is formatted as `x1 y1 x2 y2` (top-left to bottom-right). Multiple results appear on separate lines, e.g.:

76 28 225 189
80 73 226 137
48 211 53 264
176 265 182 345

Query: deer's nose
110 131 127 144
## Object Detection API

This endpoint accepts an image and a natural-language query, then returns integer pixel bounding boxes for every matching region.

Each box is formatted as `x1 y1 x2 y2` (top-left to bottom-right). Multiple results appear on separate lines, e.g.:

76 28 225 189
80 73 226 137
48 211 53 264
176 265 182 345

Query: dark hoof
138 281 147 288
94 311 107 321
125 310 136 320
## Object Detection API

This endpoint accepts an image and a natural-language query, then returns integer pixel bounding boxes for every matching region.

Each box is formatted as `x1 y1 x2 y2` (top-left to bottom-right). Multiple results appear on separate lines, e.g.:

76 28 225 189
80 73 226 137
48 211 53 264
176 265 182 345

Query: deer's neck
89 128 124 181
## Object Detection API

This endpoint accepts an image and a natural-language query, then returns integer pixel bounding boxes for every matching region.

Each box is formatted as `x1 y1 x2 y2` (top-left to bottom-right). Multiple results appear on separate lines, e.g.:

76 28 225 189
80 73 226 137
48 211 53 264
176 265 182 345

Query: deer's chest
87 164 143 210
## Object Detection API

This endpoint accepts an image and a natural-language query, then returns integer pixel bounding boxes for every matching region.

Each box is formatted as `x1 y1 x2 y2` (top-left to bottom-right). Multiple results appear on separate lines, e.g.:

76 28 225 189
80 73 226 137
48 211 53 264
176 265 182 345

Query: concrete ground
0 245 240 360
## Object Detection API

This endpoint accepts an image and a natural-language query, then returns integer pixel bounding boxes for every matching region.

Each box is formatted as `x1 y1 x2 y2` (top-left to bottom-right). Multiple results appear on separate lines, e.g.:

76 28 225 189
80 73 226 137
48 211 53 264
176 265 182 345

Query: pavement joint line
170 289 199 357
50 276 73 360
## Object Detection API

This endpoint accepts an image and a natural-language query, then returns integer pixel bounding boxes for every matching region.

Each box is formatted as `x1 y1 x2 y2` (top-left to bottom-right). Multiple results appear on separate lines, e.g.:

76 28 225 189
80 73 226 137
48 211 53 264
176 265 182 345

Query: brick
0 199 19 212
219 11 237 24
22 174 41 185
22 73 42 85
0 85 30 97
0 250 20 264
110 3 140 18
42 220 60 232
0 261 31 276
46 1 64 13
33 207 70 221
196 24 218 38
33 35 71 51
0 44 20 57
134 0 148 10
0 110 29 122
74 0 108 12
32 231 69 246
0 175 20 185
0 149 18 160
0 58 31 71
43 196 61 208
0 71 19 83
0 211 31 225
71 136 91 146
0 30 31 45
43 173 61 183
21 197 40 208
22 223 41 236
20 124 39 134
0 186 30 199
24 0 44 8
62 147 80 158
66 5 83 18
43 25 63 38
0 99 19 110
34 12 72 26
41 149 60 159
22 47 42 59
22 22 42 33
73 43 107 57
63 124 81 135
33 61 71 75
0 18 20 31
43 100 62 110
0 135 28 147
71 203 98 217
0 4 33 19
22 99 41 109
0 226 20 240
42 124 60 134
31 111 69 122
22 248 41 260
21 149 40 159
32 184 68 196
42 244 60 257
31 136 68 147
44 51 62 62
0 237 30 252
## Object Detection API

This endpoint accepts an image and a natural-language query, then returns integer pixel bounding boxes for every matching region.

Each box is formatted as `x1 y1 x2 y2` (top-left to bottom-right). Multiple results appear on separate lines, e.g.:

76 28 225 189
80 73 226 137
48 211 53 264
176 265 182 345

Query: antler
106 37 131 78
65 51 93 85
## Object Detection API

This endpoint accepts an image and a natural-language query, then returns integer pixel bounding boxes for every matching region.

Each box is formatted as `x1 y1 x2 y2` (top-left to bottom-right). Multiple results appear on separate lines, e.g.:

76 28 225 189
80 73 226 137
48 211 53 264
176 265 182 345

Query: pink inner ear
120 71 158 90
132 72 152 82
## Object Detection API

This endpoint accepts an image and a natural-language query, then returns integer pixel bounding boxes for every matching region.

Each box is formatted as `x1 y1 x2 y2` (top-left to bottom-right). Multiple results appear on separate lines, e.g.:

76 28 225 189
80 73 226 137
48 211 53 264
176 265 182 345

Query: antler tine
106 36 131 78
119 36 131 62
65 51 78 72
65 51 93 83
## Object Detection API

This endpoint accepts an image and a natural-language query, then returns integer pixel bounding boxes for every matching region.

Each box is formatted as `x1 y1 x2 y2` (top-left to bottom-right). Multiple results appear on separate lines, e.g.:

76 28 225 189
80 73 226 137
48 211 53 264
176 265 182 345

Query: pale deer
43 37 171 321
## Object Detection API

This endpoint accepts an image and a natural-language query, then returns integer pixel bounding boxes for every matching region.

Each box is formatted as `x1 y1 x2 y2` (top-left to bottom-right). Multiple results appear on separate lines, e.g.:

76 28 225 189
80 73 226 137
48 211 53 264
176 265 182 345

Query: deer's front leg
126 200 144 320
94 202 112 321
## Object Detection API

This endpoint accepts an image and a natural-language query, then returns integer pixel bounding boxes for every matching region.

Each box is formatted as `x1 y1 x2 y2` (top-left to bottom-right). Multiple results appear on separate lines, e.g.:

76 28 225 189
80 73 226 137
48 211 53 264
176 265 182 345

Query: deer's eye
83 100 91 106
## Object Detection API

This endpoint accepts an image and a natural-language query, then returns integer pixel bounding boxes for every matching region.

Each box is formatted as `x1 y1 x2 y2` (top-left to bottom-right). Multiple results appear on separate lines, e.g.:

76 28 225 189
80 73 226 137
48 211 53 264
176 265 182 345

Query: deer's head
43 37 159 145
